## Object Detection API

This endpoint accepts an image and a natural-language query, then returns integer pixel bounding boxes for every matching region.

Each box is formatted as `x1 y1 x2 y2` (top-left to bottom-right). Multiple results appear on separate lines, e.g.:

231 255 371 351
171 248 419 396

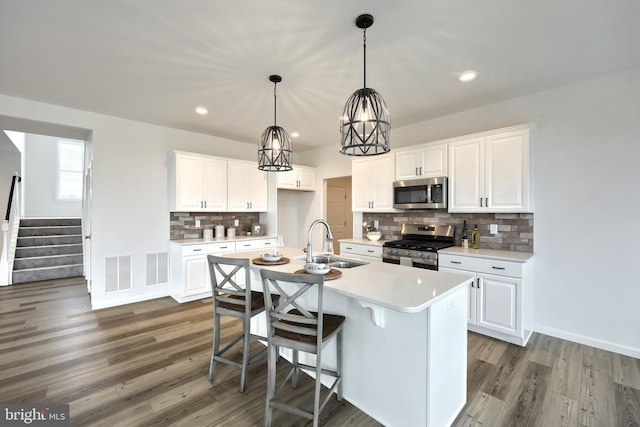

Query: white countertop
224 246 472 314
169 235 277 245
338 237 387 246
439 246 534 262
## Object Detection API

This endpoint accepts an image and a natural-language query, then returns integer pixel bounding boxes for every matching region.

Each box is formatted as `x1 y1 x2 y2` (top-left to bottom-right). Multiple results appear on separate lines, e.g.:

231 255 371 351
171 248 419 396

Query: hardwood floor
1 278 638 426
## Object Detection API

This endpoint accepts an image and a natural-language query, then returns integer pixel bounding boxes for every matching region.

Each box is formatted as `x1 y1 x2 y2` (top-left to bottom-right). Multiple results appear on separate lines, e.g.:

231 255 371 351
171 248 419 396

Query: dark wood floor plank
579 347 617 427
550 339 584 401
615 383 640 427
535 390 579 427
499 361 552 426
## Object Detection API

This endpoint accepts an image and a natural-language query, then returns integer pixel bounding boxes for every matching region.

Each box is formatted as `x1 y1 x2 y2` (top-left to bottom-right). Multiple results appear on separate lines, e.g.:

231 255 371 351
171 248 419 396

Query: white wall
23 133 83 217
300 67 640 358
0 136 21 258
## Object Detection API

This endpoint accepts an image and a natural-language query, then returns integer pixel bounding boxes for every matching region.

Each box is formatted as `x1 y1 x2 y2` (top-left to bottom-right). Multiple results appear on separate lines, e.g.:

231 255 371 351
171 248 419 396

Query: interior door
82 156 92 292
326 176 352 255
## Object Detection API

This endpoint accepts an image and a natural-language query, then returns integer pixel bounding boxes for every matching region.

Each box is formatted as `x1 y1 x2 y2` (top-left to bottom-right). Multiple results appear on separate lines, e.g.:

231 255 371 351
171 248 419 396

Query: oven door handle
427 185 432 204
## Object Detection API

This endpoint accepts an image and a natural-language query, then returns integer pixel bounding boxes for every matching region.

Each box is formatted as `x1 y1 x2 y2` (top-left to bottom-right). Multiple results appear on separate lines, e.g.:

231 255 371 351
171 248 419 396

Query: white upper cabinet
395 143 447 180
448 126 532 213
227 160 268 212
352 153 397 212
277 164 316 191
170 151 227 212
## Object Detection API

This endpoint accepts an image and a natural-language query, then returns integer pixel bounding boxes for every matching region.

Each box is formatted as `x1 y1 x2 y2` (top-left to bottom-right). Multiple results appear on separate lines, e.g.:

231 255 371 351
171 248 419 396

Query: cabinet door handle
346 246 353 250
450 260 462 264
492 266 506 270
477 278 480 288
265 242 271 245
471 281 474 288
480 198 483 207
193 249 202 252
420 166 423 175
367 249 375 253
485 197 488 207
243 244 250 247
416 167 419 176
204 201 207 208
220 246 228 249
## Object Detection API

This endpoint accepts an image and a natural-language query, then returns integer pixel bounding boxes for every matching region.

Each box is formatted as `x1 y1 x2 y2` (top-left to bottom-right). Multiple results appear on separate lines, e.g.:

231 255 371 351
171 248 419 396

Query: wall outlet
490 224 498 234
195 220 201 228
374 220 379 229
234 219 239 226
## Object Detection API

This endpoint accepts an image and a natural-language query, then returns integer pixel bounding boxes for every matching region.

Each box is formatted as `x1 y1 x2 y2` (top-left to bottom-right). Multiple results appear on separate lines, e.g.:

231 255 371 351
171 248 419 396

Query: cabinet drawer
340 242 383 258
235 238 277 252
439 254 523 278
181 242 236 256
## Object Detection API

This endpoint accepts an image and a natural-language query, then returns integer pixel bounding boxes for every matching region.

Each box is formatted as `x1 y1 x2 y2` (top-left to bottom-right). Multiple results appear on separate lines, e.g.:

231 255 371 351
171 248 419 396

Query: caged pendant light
340 14 390 156
258 74 293 171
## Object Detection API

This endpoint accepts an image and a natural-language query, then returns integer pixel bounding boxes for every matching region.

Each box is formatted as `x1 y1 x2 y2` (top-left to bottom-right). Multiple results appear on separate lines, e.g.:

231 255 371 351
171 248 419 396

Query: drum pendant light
258 74 293 171
340 14 390 156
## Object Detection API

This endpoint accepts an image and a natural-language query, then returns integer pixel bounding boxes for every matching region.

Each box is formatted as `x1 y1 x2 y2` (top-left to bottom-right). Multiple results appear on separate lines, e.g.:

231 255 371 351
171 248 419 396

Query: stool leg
313 350 322 427
337 329 343 401
292 349 299 388
240 316 250 393
264 343 277 427
209 311 221 382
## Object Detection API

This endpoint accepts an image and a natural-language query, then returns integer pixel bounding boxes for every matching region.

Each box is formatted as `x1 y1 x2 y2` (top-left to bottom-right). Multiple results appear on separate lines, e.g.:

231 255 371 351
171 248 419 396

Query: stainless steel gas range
382 224 455 270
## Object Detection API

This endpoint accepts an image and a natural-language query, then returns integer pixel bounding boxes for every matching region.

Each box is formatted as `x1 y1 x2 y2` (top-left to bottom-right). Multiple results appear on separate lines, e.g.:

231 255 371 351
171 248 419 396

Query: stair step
20 218 81 227
17 235 83 247
12 265 84 284
13 254 84 270
18 225 83 237
15 244 83 258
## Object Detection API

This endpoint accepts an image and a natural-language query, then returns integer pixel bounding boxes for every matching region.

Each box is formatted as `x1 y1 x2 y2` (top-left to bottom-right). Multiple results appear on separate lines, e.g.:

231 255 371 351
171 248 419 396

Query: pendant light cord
273 83 277 126
363 28 367 90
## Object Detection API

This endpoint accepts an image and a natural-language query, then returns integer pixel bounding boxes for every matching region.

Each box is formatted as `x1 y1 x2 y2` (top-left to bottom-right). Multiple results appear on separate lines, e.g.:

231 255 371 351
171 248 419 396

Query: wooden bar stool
259 269 345 427
207 255 277 392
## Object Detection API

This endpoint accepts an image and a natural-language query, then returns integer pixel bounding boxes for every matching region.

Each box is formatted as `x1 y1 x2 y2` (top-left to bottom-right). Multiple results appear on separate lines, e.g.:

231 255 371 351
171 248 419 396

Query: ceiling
1 1 639 152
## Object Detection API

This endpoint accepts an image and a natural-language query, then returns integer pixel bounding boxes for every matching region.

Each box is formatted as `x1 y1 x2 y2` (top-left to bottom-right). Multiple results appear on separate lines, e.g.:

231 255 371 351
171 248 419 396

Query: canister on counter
227 227 236 238
215 225 225 238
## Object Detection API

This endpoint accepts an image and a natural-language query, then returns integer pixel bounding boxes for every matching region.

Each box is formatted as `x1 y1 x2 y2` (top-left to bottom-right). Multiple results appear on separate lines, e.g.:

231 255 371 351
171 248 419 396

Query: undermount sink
295 255 369 269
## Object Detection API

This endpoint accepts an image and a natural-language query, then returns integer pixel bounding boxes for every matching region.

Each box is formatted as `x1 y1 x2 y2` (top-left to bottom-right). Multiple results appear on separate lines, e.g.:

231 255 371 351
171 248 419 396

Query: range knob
403 250 411 256
417 251 424 258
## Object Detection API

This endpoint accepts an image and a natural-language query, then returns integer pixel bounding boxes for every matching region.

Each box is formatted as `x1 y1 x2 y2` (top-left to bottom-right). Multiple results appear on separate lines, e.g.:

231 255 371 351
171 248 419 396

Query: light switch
234 219 239 226
490 224 498 234
195 220 201 228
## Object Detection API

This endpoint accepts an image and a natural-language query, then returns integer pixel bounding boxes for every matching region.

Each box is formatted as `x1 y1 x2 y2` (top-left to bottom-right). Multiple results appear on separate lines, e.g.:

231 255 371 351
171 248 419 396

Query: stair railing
1 174 21 286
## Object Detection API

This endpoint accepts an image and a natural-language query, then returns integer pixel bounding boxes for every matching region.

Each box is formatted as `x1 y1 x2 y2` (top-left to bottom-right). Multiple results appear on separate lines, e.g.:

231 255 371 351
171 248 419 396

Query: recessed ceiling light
459 71 478 82
290 131 300 138
195 106 208 115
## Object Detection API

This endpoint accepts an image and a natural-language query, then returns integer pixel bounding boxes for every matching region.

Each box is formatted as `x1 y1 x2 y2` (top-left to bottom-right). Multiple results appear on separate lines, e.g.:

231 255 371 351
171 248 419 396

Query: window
58 140 84 200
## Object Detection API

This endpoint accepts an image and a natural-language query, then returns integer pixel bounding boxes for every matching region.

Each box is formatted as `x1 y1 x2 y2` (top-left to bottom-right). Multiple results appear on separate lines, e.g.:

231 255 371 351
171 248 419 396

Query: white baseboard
91 289 171 310
534 324 640 359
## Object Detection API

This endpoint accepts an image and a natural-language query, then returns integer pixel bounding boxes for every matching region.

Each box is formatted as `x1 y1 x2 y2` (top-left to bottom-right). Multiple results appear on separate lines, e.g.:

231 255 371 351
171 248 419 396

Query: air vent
105 255 131 292
146 252 168 286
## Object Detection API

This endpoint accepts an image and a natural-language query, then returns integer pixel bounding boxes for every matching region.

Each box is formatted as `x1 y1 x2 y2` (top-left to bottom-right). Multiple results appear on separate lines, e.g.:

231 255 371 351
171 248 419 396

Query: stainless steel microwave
393 177 447 209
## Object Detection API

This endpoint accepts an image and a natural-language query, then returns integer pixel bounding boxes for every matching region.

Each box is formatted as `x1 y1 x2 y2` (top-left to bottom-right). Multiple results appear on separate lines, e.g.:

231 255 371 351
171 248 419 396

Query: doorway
325 176 352 255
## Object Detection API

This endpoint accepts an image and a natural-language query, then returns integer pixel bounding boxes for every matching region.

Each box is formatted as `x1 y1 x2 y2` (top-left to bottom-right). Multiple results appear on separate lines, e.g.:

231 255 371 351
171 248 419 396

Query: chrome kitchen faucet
305 219 334 263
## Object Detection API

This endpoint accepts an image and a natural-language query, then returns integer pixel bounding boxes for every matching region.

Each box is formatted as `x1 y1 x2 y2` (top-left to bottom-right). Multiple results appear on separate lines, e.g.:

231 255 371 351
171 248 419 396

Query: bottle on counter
471 224 480 249
462 220 469 249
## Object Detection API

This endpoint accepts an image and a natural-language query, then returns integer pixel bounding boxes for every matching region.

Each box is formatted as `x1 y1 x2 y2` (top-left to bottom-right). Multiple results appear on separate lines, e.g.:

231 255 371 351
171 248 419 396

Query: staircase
12 218 84 284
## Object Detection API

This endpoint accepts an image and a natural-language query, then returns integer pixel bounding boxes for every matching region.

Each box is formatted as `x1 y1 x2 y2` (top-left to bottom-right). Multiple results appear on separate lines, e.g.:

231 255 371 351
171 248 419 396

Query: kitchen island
223 247 473 427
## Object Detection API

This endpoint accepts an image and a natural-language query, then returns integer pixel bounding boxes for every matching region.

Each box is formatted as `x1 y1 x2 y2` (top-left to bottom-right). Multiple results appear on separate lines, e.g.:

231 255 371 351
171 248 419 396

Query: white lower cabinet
339 241 382 262
169 241 236 303
234 238 277 253
169 238 277 303
439 252 533 346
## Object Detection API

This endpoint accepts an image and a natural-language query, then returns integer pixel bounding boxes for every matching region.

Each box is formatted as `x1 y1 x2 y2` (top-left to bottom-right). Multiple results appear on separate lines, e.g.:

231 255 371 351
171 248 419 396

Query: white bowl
261 252 282 262
366 232 382 241
304 263 331 275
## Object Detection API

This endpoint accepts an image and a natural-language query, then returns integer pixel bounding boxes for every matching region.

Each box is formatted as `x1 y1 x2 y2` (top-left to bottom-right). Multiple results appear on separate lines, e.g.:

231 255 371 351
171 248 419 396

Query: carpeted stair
12 218 84 284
